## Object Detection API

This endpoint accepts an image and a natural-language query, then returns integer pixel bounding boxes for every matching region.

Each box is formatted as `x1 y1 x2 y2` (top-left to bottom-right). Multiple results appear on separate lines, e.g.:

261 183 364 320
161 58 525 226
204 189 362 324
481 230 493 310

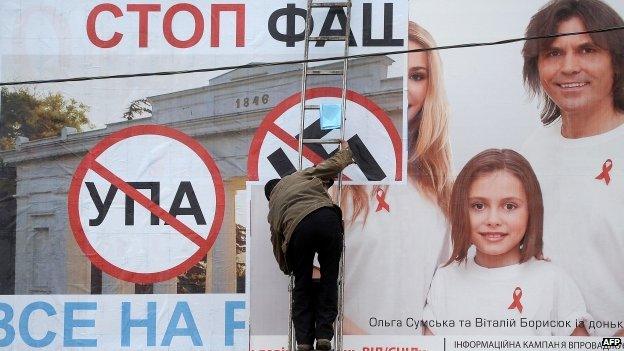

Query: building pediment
0 56 400 165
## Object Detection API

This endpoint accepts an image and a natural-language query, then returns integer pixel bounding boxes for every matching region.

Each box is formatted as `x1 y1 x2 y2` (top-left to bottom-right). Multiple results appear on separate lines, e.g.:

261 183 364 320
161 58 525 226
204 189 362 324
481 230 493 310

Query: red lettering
210 4 245 47
86 3 123 48
127 4 161 48
88 3 247 49
163 3 204 48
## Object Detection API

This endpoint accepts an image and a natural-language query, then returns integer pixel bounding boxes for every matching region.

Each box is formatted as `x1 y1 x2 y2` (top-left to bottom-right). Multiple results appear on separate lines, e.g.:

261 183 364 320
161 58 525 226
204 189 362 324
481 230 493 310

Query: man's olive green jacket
267 148 353 274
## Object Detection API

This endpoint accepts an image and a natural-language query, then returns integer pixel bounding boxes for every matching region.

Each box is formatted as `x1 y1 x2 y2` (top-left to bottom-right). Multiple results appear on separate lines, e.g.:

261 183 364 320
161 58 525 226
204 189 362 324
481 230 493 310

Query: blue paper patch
319 104 342 130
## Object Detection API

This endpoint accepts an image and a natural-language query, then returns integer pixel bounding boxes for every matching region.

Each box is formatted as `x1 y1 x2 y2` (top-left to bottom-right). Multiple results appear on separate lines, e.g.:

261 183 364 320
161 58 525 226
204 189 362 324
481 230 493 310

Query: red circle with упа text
68 125 225 284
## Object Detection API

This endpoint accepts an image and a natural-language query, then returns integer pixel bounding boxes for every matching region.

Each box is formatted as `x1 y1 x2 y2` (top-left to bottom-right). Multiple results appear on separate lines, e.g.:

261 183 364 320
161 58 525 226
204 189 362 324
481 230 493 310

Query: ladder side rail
292 3 314 351
293 2 353 351
287 275 295 351
298 0 314 171
336 3 352 351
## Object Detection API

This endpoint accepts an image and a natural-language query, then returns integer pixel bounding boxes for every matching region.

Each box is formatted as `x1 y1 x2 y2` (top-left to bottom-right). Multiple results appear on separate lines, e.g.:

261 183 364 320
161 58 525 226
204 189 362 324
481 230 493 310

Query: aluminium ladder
289 1 352 351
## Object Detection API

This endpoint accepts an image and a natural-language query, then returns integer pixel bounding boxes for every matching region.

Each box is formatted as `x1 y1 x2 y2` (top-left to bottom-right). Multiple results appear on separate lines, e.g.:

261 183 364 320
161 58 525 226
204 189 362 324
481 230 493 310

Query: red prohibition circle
247 87 403 181
68 125 225 284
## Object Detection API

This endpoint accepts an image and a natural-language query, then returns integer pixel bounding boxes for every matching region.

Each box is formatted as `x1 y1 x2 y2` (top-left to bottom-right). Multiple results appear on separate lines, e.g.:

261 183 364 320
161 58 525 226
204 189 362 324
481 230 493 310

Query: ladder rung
307 69 344 75
310 2 351 8
304 105 320 110
303 138 341 144
309 36 347 41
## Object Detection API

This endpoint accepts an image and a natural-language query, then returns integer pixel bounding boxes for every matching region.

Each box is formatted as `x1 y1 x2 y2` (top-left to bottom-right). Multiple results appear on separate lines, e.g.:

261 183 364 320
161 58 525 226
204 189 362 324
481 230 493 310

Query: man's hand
340 139 349 149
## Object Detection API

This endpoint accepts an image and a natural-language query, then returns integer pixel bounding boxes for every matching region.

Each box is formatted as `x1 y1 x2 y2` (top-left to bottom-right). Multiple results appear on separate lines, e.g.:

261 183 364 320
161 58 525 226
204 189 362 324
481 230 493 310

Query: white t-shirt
343 183 449 335
522 119 624 336
423 257 589 336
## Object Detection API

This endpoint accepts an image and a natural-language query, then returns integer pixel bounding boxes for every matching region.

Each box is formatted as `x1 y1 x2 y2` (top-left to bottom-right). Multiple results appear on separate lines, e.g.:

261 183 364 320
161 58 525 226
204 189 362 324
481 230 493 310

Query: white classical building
0 56 401 295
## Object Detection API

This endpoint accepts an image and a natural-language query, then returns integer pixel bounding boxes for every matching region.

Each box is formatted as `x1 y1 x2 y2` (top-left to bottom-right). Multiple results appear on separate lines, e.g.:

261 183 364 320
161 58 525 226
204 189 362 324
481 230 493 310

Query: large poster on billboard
248 0 624 350
0 1 407 349
410 0 624 339
1 0 624 350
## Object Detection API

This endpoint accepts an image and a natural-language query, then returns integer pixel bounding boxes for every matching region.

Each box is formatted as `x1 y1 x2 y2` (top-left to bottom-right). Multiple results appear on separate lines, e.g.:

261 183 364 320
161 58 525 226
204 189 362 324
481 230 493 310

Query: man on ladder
264 140 352 351
270 0 353 348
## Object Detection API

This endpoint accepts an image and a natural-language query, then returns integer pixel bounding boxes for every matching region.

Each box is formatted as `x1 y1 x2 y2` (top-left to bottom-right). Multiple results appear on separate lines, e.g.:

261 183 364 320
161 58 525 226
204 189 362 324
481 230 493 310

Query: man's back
266 147 353 272
268 149 353 252
264 145 353 350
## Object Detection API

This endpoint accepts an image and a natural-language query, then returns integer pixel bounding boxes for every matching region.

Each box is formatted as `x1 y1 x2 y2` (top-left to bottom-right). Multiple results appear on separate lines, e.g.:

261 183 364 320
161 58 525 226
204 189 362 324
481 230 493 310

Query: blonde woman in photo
340 22 453 335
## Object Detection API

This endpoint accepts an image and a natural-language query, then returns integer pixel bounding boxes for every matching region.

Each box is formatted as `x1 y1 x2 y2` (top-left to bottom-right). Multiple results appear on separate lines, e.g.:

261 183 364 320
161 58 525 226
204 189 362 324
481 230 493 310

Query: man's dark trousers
287 206 343 346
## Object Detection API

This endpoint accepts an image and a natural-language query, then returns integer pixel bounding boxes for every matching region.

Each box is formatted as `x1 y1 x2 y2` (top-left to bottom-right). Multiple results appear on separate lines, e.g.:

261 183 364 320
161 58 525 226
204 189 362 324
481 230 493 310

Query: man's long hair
522 0 624 125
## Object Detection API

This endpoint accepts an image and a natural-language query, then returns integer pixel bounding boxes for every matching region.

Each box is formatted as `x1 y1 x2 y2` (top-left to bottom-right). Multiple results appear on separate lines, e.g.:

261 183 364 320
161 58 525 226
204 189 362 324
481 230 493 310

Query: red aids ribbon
595 159 613 185
507 287 523 313
375 188 390 212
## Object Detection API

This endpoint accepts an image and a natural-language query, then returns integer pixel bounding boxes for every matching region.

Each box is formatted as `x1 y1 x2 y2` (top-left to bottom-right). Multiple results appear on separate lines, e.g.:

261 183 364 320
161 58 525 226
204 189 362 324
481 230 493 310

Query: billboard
248 0 624 349
1 0 623 350
0 1 407 349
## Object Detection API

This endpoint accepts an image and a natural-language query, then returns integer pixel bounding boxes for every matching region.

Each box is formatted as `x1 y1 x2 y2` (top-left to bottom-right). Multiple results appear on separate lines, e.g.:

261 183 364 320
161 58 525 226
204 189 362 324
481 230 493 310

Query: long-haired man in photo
522 0 624 337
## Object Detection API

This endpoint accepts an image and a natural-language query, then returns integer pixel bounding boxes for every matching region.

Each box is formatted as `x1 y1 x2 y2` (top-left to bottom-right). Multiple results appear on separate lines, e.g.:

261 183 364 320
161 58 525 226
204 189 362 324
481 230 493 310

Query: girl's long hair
341 22 452 224
446 149 544 265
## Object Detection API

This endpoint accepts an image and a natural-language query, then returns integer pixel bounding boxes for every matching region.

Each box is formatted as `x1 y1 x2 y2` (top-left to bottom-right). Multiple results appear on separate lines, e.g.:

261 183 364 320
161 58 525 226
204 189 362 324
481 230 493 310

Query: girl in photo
340 21 453 335
422 149 589 336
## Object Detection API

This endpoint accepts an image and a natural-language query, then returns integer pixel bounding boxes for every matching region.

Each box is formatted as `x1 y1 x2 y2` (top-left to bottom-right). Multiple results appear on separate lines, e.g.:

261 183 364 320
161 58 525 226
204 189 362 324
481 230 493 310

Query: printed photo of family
254 0 624 341
395 0 622 337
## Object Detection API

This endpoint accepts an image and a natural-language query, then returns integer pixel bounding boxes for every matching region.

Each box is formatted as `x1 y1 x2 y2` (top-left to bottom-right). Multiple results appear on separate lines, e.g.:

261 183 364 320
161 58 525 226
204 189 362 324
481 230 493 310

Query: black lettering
87 182 118 226
315 7 357 47
268 148 297 177
125 182 160 225
347 134 386 181
363 3 403 47
168 181 206 225
296 118 332 159
268 4 312 47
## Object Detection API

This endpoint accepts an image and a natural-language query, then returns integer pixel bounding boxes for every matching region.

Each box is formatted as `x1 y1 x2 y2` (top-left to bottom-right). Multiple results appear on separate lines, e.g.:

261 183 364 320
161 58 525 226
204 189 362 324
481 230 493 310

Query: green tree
177 256 207 294
176 223 246 294
236 223 246 293
122 98 152 120
0 87 91 150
